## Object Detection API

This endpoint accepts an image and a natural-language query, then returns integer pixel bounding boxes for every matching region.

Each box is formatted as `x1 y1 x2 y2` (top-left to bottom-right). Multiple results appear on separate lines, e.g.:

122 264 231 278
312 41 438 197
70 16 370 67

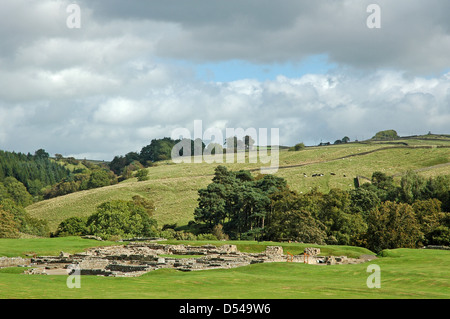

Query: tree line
43 165 118 199
108 137 201 176
0 149 121 238
193 166 450 252
109 136 255 176
0 149 71 199
54 196 158 240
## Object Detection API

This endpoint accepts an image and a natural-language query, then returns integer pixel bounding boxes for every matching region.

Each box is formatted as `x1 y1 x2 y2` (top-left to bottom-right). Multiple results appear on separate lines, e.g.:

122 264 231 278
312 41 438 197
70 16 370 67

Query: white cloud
94 98 146 125
1 68 449 159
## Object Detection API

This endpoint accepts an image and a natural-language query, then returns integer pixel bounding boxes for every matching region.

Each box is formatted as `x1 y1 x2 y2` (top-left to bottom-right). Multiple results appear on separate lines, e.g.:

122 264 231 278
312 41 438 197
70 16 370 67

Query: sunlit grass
0 241 448 299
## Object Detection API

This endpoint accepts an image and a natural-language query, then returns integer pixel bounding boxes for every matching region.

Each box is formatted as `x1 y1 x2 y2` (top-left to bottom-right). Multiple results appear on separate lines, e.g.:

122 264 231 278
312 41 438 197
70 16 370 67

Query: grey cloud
84 0 306 30
3 0 450 75
74 0 450 74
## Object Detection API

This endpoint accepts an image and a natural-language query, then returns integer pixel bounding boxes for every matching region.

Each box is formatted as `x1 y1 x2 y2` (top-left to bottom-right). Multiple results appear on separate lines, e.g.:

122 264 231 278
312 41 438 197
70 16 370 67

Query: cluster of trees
224 135 255 151
315 129 401 147
0 149 121 202
43 167 118 199
317 136 350 147
54 196 158 240
0 150 59 238
109 151 143 176
109 137 206 176
289 142 305 151
193 166 450 252
0 170 52 238
0 177 34 207
0 149 71 199
194 166 288 240
334 136 350 145
0 144 153 204
372 129 400 140
0 145 163 238
109 135 256 178
0 199 49 238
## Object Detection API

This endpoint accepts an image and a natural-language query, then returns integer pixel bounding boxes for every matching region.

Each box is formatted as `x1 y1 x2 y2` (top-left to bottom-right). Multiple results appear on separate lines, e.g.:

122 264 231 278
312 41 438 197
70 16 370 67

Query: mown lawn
0 237 118 258
0 238 449 299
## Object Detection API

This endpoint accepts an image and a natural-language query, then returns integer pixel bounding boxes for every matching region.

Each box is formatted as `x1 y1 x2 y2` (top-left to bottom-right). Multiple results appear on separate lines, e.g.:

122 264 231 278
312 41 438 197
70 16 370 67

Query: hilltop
26 134 450 232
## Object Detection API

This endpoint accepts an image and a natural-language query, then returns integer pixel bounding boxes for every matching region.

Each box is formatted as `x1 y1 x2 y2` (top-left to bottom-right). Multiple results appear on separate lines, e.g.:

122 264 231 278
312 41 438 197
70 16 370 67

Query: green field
0 237 118 258
26 137 450 232
0 237 448 299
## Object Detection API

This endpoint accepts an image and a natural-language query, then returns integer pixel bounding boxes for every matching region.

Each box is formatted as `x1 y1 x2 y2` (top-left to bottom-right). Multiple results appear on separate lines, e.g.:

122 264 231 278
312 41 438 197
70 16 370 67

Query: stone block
304 247 320 256
265 246 283 256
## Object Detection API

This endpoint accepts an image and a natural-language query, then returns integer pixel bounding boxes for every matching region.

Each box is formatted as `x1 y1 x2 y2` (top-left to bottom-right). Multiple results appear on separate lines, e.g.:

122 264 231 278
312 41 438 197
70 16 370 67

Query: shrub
425 226 450 246
162 223 177 230
0 208 19 238
289 142 305 151
413 198 443 243
135 169 149 181
366 201 422 252
266 207 327 244
173 231 197 240
86 199 158 240
2 177 33 207
55 217 87 237
0 199 49 237
158 228 177 239
87 170 111 189
212 224 229 240
372 129 399 140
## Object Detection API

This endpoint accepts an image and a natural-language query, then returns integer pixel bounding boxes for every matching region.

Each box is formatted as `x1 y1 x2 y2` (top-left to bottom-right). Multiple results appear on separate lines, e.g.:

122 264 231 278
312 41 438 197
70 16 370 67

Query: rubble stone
304 247 320 256
0 257 30 268
265 246 283 256
22 242 375 277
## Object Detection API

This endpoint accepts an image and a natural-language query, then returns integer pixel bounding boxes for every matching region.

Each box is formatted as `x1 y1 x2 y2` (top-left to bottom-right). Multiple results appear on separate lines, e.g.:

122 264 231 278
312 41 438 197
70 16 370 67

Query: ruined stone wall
0 257 30 268
23 243 375 277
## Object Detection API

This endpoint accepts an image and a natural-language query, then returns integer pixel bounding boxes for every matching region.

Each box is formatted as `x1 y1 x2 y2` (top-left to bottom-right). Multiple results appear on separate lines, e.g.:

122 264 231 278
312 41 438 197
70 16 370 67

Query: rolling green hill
26 135 450 232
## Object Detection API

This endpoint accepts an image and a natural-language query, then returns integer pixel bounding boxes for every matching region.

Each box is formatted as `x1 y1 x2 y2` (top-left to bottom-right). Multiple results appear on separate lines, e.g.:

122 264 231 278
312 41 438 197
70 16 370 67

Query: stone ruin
0 257 30 268
303 247 321 256
11 243 377 277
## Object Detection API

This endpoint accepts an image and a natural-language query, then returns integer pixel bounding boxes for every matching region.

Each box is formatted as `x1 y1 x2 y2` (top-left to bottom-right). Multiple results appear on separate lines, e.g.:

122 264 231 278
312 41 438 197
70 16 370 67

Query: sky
1 0 450 160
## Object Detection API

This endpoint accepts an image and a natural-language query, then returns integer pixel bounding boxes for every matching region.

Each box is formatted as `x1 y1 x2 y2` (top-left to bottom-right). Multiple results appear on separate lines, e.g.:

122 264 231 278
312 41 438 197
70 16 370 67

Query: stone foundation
22 243 375 277
0 257 30 268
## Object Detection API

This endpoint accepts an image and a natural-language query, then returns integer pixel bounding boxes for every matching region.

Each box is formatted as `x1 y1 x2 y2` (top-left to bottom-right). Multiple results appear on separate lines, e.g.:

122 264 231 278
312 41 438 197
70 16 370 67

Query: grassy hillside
27 136 450 232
